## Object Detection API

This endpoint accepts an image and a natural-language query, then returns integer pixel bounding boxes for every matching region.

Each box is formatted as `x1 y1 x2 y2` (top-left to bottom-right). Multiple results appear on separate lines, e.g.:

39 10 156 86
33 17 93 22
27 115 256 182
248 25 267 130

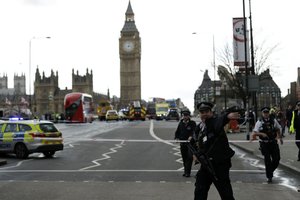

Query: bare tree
253 39 279 74
216 40 279 107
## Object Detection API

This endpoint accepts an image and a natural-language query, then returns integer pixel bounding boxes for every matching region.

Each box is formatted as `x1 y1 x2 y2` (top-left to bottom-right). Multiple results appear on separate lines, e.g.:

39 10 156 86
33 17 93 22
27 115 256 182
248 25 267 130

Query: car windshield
38 123 59 133
157 107 168 112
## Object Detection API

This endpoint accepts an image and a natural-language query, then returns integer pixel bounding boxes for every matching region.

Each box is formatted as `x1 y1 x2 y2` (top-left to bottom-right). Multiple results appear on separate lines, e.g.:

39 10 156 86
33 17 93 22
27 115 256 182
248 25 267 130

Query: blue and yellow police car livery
0 120 64 159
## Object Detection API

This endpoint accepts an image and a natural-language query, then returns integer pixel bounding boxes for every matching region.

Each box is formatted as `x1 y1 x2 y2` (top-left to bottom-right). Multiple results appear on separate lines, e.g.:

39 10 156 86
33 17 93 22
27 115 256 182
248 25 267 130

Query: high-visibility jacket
289 111 296 134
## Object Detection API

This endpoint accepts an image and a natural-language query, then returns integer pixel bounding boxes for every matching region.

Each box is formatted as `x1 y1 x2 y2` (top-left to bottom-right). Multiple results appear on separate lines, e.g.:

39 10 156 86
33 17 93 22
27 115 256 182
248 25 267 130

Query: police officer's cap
296 100 300 106
197 102 214 111
182 110 191 116
261 107 270 112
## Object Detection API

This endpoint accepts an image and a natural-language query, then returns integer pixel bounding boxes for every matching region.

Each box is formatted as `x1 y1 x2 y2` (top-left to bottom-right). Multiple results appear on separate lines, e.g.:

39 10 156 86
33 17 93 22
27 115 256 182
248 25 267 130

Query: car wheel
43 151 55 158
15 143 29 159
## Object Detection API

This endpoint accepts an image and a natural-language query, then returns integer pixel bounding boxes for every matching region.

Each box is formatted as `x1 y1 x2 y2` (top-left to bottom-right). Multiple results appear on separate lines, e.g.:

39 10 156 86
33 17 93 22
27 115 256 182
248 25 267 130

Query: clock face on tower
123 41 134 52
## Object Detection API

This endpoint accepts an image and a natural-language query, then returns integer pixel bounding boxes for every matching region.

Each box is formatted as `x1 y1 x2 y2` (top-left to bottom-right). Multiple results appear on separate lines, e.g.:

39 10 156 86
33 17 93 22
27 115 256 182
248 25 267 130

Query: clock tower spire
119 1 141 108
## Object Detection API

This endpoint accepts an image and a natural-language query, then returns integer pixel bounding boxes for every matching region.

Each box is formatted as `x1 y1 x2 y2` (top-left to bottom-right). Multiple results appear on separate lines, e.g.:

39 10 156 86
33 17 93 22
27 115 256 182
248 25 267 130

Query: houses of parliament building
0 68 108 118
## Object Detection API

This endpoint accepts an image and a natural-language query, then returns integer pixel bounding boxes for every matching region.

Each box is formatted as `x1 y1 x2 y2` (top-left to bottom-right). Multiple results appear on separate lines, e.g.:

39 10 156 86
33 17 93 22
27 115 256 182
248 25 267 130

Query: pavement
228 130 300 174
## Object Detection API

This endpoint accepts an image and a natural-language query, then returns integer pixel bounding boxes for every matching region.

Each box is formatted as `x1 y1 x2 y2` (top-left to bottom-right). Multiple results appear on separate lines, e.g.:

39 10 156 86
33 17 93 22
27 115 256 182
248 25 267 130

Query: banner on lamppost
233 17 250 69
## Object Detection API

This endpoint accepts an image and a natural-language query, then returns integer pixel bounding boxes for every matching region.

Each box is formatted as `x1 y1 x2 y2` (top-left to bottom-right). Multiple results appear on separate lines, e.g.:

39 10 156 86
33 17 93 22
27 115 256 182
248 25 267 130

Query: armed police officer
252 107 283 183
192 102 240 200
174 110 196 177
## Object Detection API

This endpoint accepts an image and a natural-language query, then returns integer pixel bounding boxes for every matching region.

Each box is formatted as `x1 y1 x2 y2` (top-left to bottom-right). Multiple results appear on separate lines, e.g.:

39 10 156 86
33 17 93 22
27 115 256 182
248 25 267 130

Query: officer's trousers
180 143 193 176
260 141 280 179
194 159 234 200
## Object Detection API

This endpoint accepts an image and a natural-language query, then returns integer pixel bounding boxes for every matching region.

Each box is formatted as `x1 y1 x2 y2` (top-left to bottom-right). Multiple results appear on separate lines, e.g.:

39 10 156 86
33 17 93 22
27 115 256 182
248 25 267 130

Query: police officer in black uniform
174 110 196 177
252 107 282 183
193 102 239 200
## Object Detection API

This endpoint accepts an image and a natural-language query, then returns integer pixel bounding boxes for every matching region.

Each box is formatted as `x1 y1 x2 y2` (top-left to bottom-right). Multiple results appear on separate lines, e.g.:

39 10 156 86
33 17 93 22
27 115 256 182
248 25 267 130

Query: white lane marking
0 159 33 170
79 141 125 170
149 120 187 170
173 145 183 165
149 120 177 146
236 152 261 168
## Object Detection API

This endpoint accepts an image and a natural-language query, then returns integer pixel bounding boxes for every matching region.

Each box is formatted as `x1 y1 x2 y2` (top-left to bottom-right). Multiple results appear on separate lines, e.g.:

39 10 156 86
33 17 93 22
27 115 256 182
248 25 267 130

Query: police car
0 119 64 159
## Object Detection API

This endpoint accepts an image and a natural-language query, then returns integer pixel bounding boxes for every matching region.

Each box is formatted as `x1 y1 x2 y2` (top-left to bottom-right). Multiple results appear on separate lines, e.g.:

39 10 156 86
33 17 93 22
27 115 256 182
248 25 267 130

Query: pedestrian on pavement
251 107 283 183
174 110 196 177
276 108 286 137
286 104 293 134
248 108 256 132
289 101 300 161
193 102 239 200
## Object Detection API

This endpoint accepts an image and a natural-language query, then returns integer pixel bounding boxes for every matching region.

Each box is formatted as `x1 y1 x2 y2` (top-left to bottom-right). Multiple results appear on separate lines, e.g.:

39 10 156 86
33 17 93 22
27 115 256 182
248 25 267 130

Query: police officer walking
174 110 196 177
193 102 239 200
252 107 283 183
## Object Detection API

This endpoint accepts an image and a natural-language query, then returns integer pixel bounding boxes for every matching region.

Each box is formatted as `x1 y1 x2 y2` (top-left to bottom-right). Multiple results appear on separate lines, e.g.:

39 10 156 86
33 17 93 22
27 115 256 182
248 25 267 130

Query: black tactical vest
259 118 277 140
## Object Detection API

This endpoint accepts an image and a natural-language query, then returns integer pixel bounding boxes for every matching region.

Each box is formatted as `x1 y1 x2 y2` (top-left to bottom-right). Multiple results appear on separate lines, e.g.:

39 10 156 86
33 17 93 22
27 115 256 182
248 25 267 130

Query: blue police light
9 117 24 121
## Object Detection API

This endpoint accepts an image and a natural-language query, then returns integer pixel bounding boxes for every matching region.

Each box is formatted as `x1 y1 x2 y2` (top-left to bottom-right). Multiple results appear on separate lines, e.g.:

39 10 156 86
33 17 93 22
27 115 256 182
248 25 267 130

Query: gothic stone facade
34 68 96 116
194 69 281 114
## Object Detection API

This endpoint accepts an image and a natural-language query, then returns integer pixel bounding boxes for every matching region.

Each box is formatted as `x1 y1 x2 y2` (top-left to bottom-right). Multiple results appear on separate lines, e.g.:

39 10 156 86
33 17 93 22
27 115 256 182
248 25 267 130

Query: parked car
118 109 128 120
165 108 180 121
0 120 64 159
106 110 119 121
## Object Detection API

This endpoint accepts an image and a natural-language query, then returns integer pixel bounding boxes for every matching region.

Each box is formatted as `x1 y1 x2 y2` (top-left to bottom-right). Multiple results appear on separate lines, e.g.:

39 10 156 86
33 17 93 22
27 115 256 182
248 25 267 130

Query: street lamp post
224 80 227 110
242 0 250 140
29 36 51 116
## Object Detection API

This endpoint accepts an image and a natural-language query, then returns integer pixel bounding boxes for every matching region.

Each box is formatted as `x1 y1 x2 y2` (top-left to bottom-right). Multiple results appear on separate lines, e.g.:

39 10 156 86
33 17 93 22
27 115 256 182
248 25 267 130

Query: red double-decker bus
64 93 94 123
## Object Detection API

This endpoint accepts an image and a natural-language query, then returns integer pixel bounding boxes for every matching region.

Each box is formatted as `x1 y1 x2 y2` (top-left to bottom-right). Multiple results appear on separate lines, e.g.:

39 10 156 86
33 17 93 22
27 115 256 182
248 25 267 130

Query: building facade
0 74 26 95
119 1 141 108
33 68 97 117
284 67 300 107
194 69 281 114
72 68 93 95
0 74 27 118
194 70 223 113
256 69 281 109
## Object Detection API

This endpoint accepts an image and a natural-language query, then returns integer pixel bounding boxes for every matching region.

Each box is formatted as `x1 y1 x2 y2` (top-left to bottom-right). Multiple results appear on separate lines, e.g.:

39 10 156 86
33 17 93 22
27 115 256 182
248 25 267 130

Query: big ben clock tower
119 1 141 107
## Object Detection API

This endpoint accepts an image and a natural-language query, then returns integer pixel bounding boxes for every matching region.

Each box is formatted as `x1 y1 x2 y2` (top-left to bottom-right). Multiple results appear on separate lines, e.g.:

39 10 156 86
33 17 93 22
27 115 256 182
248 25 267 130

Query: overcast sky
0 0 299 111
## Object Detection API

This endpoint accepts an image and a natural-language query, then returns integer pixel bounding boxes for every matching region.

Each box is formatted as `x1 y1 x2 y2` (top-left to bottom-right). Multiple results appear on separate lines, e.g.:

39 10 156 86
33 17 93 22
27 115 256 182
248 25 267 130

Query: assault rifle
187 142 218 181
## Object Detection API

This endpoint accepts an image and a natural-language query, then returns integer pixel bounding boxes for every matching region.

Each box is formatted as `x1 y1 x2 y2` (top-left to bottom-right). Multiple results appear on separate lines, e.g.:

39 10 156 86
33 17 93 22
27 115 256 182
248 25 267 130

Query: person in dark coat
193 102 240 200
174 110 196 177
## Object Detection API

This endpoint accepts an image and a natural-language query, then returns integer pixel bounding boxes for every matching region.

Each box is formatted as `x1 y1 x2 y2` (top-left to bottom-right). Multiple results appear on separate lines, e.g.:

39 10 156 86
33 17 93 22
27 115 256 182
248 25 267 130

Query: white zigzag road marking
79 141 125 170
235 151 262 168
149 120 183 169
0 159 33 170
173 146 183 165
